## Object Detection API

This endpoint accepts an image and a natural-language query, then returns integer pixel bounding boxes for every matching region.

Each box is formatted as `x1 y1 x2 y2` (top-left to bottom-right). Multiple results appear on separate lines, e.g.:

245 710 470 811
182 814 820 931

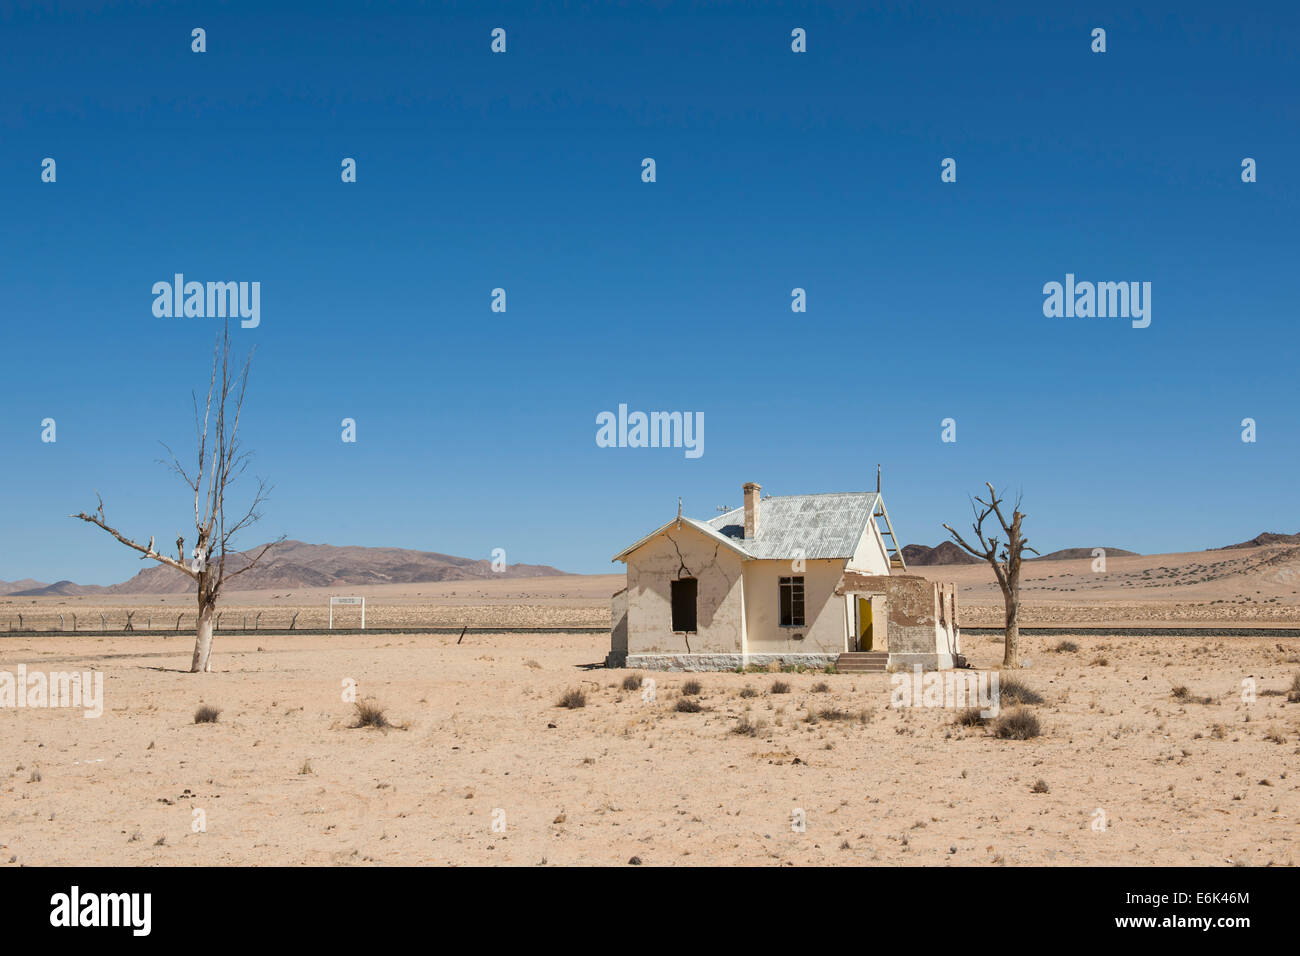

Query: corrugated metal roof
705 492 880 560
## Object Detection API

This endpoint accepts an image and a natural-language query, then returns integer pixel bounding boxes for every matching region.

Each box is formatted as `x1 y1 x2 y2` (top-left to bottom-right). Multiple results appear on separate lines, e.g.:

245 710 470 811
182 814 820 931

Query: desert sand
2 625 1296 866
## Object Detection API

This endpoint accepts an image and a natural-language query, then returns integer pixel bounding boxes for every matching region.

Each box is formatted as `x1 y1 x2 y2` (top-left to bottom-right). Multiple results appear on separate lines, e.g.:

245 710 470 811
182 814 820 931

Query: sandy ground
2 628 1297 866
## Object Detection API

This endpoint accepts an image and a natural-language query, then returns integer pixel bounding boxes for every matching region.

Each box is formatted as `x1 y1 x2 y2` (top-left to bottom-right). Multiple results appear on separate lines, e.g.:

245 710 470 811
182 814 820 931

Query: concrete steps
835 651 888 673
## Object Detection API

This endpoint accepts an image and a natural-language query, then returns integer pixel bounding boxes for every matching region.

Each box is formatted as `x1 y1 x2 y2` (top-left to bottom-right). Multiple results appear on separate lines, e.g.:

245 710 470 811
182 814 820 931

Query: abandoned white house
608 482 962 672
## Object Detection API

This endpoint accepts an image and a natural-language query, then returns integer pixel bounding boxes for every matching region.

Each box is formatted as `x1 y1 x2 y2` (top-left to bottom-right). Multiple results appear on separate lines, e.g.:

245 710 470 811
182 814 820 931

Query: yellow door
858 598 873 651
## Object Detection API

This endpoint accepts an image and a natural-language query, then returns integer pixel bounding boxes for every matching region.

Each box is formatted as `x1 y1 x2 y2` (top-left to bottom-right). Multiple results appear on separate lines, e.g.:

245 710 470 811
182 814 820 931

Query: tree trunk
191 602 216 673
1002 593 1020 669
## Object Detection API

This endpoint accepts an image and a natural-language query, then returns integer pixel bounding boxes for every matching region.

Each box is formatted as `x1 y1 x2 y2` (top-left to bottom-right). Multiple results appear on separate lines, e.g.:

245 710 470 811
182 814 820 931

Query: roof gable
706 492 880 560
611 515 751 563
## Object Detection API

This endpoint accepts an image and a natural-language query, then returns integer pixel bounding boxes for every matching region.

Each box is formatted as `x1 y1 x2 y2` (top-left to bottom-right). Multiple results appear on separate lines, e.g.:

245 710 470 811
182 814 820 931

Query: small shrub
807 707 869 724
557 688 587 710
1090 656 1110 667
1288 672 1300 703
621 673 643 691
351 699 391 728
1031 779 1050 793
810 681 830 693
732 715 762 736
771 680 791 694
1172 685 1213 705
997 676 1043 705
193 705 221 724
1052 640 1079 653
994 707 1041 740
953 708 988 727
739 685 758 698
681 679 702 696
298 759 313 775
675 698 703 713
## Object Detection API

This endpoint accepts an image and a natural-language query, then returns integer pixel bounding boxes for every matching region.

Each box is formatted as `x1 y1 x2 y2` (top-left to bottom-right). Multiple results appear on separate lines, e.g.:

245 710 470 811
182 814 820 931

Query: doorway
857 597 873 651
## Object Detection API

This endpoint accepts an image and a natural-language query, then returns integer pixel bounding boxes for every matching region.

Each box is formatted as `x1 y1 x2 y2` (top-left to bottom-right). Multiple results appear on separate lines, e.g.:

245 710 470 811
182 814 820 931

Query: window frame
670 577 698 633
778 575 806 627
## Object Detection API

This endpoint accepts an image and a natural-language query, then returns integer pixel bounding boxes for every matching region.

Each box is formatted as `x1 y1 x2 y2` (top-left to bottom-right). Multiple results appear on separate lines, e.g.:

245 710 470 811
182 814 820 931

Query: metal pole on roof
877 464 881 494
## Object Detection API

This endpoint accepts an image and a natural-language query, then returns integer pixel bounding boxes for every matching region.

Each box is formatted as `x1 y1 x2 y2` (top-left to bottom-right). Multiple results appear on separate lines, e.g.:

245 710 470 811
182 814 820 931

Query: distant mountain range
904 532 1300 565
4 533 1296 596
902 542 983 566
1031 547 1140 561
1218 531 1300 550
903 542 1139 565
0 541 568 597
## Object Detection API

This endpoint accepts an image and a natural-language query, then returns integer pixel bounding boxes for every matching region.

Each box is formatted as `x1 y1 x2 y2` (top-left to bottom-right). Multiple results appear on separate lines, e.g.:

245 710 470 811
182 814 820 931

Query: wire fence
0 605 607 635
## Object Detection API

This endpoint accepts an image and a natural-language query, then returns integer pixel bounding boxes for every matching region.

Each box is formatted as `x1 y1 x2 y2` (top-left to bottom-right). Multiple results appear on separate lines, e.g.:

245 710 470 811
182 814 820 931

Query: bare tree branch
70 322 279 673
69 504 197 581
945 482 1035 668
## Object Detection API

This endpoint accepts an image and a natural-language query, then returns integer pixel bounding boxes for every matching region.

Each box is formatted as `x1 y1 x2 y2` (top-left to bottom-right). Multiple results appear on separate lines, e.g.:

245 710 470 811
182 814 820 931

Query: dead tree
70 326 282 673
943 483 1039 669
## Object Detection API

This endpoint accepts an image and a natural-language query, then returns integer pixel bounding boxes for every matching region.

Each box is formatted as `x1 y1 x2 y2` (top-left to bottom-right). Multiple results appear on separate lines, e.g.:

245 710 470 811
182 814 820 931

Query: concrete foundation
887 651 958 671
616 652 839 672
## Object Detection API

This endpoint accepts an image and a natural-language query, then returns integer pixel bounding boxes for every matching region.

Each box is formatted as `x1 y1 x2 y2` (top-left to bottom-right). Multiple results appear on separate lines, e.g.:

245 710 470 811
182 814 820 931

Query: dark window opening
779 576 805 627
671 578 698 632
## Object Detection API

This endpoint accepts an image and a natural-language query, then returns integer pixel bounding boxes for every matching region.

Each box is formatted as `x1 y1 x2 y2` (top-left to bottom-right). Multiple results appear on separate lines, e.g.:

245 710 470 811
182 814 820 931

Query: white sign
328 596 365 628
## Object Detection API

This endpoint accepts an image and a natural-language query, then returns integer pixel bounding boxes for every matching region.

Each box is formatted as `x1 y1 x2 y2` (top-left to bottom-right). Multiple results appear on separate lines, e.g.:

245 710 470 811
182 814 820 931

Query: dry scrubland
2 628 1298 866
909 545 1300 625
0 575 622 632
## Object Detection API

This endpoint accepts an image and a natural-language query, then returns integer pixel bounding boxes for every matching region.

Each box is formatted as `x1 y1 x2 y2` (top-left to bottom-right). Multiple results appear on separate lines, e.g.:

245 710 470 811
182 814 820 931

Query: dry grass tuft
351 699 391 728
994 707 1041 740
557 688 587 710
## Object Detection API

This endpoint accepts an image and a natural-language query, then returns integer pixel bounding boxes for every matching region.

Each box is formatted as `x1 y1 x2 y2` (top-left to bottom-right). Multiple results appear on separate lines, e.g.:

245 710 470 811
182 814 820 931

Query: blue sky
1 0 1297 583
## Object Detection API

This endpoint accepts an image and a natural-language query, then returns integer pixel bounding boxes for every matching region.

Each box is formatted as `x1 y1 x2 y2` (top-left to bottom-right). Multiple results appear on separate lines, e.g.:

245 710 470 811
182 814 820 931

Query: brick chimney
743 482 761 539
